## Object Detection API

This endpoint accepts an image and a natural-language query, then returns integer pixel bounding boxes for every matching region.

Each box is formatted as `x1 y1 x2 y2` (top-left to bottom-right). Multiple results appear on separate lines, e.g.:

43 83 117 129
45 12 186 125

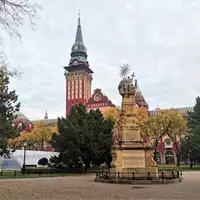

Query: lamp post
22 141 28 173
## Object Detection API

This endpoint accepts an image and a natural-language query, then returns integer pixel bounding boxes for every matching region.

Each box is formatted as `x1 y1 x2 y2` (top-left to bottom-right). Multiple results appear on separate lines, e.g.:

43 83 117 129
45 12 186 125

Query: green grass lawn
158 164 200 171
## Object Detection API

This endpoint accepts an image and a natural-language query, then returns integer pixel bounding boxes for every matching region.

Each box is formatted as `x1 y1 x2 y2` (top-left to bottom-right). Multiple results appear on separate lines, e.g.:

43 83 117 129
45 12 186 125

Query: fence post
117 172 120 179
147 172 150 180
14 171 16 177
161 171 164 184
0 171 2 176
172 170 175 178
132 172 135 180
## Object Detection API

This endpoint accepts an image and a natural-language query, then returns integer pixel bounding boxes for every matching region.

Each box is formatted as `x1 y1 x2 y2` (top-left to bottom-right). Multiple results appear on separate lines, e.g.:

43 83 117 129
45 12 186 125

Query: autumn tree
8 121 58 150
141 114 163 162
8 130 36 150
142 109 187 166
102 107 120 122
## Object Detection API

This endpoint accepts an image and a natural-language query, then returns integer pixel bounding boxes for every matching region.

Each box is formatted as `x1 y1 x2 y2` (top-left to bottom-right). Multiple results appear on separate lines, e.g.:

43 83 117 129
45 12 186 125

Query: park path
0 172 199 200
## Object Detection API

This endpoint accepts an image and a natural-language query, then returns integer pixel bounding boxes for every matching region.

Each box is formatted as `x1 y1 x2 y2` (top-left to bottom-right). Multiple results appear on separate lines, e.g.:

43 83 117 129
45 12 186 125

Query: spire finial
44 109 48 120
78 9 81 25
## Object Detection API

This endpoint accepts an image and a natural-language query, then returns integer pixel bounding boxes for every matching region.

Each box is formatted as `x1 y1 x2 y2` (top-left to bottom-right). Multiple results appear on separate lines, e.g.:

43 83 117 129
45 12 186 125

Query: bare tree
0 0 39 39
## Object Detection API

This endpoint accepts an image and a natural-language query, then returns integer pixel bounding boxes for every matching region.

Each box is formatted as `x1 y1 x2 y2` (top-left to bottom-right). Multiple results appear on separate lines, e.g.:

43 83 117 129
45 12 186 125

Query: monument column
110 64 158 179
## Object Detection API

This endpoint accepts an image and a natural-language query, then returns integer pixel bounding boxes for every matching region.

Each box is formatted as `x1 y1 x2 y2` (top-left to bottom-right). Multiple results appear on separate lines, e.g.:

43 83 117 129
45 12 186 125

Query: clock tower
64 15 93 116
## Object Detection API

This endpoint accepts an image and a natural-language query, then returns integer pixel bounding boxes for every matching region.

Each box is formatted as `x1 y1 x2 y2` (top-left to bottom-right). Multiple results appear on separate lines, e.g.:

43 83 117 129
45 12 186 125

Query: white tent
2 150 59 170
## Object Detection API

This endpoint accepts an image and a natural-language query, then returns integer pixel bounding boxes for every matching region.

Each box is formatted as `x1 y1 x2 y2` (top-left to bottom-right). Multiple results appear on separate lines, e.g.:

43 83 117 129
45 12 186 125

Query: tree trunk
153 138 159 163
0 156 2 172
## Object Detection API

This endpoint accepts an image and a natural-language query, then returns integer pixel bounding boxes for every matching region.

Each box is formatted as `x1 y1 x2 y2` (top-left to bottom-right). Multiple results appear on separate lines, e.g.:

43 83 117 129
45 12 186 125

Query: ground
0 172 199 200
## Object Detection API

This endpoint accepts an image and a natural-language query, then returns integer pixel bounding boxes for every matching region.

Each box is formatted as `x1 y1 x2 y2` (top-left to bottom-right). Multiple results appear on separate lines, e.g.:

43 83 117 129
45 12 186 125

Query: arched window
165 151 175 165
165 138 172 148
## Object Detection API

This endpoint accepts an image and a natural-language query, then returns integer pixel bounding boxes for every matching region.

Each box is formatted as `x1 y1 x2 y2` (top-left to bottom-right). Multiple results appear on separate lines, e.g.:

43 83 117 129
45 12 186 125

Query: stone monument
110 64 158 179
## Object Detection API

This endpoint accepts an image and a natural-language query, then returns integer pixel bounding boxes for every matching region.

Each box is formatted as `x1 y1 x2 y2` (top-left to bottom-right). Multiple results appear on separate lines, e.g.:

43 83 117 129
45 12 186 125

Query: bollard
147 172 150 180
132 172 135 180
161 171 164 184
117 172 120 179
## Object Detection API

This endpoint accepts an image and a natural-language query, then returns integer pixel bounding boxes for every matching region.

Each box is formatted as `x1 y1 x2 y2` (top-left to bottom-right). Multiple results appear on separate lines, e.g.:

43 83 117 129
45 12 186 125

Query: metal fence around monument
95 170 183 183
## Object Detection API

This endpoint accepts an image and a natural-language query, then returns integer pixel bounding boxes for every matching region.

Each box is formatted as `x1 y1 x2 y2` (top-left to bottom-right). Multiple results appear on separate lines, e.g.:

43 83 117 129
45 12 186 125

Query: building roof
14 112 31 124
31 118 57 125
149 106 193 117
87 88 115 109
135 80 149 108
69 15 88 66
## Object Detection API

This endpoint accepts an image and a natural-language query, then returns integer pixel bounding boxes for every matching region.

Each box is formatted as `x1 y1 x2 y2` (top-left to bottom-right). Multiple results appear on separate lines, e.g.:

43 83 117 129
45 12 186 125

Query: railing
96 170 183 183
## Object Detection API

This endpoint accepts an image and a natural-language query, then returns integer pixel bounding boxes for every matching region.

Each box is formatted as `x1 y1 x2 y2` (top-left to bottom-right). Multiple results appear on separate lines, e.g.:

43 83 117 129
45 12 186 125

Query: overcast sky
1 0 200 120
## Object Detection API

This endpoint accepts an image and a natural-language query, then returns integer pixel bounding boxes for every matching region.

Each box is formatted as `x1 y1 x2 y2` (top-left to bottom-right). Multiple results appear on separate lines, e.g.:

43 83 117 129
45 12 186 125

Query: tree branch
0 0 40 39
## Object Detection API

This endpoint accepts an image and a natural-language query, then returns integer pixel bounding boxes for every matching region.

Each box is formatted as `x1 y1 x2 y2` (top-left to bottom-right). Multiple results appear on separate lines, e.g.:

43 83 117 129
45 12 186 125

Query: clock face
74 45 78 50
94 93 101 102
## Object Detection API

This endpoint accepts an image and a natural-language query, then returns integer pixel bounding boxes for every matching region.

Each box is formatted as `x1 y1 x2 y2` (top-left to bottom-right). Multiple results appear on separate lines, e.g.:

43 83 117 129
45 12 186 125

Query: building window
68 82 71 100
72 80 74 100
165 138 172 149
165 151 175 165
79 79 82 98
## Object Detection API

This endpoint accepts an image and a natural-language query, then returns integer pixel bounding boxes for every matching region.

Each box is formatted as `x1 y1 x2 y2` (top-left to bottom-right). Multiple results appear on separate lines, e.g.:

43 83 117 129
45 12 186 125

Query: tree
142 109 187 166
160 110 188 167
32 121 58 151
0 65 20 171
141 114 163 162
188 97 200 128
38 157 48 166
51 104 114 171
8 122 58 150
8 130 36 150
0 0 39 39
182 97 200 167
102 107 120 122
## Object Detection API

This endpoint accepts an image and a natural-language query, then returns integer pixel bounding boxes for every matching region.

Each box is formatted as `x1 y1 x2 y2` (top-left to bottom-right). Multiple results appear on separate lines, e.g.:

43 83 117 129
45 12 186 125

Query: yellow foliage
141 109 188 140
8 131 35 149
8 121 58 150
137 107 148 123
102 107 120 122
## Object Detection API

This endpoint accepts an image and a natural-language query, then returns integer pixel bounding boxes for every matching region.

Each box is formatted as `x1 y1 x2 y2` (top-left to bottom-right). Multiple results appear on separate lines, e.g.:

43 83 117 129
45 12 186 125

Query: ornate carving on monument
112 123 119 146
145 150 157 167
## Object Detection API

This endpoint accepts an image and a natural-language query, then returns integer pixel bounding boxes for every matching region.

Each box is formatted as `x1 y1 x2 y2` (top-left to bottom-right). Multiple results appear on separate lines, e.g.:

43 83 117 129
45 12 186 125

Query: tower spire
44 109 48 120
69 10 88 66
78 9 81 26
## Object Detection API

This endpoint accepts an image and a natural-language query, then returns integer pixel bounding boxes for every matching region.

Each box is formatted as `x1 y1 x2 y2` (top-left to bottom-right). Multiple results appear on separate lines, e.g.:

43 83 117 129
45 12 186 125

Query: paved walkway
0 172 199 200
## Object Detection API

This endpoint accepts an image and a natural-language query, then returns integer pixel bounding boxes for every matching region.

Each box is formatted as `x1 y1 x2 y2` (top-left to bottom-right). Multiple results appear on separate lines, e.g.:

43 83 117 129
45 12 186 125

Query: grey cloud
2 0 200 119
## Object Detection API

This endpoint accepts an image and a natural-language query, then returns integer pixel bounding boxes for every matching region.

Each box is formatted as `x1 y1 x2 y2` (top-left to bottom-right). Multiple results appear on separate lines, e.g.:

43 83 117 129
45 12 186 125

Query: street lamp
22 141 28 172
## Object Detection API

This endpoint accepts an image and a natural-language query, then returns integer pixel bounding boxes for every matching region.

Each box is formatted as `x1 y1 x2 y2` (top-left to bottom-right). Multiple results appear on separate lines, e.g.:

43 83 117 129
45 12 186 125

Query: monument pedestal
110 145 158 179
